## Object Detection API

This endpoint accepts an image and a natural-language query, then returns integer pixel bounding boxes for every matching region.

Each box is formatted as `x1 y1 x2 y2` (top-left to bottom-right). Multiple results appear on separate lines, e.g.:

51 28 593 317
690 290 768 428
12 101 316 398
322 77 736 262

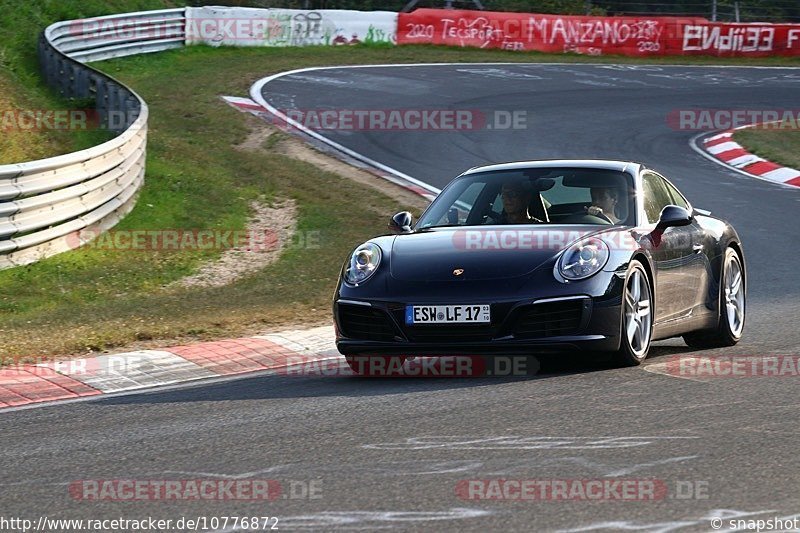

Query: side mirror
656 205 693 230
389 211 413 233
447 208 459 225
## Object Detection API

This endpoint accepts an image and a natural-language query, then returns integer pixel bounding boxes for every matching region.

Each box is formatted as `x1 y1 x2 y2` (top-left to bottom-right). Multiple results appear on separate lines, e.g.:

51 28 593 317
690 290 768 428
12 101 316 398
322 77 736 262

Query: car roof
461 159 643 176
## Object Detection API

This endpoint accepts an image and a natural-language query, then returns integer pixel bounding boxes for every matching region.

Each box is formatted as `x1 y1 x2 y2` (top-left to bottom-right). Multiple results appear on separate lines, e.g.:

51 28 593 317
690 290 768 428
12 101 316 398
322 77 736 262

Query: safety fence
0 9 185 269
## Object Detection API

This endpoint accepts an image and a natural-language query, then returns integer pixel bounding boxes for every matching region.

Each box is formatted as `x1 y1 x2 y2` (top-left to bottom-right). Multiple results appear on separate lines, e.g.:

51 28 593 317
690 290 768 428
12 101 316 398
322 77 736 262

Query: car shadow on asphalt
94 343 698 406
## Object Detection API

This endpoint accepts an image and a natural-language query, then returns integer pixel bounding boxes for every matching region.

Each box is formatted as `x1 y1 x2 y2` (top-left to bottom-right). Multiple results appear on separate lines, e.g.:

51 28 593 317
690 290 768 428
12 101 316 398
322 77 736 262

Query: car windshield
416 167 636 229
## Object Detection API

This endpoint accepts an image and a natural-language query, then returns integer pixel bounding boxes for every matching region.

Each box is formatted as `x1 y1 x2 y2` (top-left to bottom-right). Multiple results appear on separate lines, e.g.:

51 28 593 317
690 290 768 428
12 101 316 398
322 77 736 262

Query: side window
642 173 673 224
663 179 690 210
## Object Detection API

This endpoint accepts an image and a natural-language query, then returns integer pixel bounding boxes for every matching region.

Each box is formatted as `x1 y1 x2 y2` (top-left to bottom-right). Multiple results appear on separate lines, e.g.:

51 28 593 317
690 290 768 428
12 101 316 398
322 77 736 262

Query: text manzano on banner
398 9 800 57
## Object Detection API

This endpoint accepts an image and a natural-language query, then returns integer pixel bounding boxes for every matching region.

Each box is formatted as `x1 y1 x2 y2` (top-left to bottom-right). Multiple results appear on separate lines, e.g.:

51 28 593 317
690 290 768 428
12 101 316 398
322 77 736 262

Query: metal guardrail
0 9 186 269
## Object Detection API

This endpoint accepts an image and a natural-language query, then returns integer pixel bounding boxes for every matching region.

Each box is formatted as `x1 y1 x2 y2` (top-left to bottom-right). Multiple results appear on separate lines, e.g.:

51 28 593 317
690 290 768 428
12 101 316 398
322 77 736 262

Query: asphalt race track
3 64 800 532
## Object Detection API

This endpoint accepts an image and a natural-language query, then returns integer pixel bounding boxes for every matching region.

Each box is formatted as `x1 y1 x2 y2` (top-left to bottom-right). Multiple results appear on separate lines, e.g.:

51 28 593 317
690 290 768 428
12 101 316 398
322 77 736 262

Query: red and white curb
222 95 271 118
700 129 800 188
0 325 338 410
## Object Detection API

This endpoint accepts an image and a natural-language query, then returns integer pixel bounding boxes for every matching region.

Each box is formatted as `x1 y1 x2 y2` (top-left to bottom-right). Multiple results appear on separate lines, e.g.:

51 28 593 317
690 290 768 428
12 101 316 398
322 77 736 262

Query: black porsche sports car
333 160 745 373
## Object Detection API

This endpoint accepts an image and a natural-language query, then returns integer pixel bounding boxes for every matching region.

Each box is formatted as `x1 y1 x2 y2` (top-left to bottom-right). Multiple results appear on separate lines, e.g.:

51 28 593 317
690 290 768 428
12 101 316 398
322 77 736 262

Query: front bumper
334 294 622 356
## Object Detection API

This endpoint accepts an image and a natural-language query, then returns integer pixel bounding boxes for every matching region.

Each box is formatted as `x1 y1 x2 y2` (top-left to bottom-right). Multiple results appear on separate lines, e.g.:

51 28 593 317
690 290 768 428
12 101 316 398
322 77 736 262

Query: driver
498 179 544 224
587 187 621 223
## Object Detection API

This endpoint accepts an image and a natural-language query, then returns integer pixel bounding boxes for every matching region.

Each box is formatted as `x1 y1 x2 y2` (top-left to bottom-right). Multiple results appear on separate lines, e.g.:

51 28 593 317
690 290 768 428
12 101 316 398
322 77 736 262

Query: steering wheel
592 211 614 224
561 213 613 225
483 209 504 224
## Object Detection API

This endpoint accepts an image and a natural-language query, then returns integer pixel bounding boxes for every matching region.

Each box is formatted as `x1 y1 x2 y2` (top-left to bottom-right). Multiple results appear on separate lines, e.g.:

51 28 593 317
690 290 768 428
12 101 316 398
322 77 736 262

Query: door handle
692 244 703 253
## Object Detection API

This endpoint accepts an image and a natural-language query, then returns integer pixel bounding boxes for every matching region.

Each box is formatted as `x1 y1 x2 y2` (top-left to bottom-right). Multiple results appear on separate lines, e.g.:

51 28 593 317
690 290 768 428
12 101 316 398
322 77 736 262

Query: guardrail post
106 82 119 132
95 79 109 130
73 65 91 99
124 95 138 130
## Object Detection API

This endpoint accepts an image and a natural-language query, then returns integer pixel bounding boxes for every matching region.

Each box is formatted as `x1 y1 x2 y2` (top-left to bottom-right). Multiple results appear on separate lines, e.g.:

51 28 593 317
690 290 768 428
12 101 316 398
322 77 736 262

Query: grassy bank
0 0 179 164
735 124 800 171
0 74 59 164
2 6 800 358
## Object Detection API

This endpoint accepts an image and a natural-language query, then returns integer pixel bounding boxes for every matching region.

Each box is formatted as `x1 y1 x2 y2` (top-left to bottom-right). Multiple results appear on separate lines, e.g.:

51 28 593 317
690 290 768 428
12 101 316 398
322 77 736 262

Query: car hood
389 225 612 282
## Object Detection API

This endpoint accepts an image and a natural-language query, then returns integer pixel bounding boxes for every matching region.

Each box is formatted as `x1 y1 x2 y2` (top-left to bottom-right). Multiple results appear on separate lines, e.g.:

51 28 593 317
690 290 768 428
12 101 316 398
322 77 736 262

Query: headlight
344 242 382 285
556 237 609 281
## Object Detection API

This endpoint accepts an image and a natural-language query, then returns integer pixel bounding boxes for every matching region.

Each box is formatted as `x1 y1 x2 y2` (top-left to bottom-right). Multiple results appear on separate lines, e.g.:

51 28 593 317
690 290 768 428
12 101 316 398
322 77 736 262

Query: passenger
498 179 544 224
587 187 621 223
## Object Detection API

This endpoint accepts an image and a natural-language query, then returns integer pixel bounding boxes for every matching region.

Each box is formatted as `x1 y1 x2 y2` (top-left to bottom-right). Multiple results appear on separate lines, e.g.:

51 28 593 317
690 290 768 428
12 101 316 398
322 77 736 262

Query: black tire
683 247 745 349
611 260 654 367
345 355 407 376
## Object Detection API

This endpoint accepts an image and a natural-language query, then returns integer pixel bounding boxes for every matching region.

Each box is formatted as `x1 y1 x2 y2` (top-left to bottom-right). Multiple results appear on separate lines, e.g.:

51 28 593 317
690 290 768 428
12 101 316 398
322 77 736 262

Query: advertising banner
186 7 397 47
398 9 800 57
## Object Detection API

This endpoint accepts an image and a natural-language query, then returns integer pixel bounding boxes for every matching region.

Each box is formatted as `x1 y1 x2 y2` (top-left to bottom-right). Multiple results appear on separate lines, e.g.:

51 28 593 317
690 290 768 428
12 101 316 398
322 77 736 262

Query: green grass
0 74 56 164
3 4 800 359
0 53 114 165
0 0 180 164
735 123 800 171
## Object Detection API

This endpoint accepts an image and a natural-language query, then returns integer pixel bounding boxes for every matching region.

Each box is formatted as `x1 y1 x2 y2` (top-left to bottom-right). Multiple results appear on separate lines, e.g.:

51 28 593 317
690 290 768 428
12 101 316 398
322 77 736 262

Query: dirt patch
236 121 430 212
171 117 430 292
174 199 297 289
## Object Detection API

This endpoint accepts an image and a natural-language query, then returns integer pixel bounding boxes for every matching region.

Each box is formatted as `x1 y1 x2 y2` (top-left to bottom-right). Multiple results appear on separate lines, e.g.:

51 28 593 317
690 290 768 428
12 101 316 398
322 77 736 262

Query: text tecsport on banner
398 8 695 56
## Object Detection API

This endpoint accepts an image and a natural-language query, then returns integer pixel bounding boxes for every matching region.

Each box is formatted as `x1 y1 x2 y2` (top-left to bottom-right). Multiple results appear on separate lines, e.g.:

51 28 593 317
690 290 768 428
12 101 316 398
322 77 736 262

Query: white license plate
405 305 491 325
